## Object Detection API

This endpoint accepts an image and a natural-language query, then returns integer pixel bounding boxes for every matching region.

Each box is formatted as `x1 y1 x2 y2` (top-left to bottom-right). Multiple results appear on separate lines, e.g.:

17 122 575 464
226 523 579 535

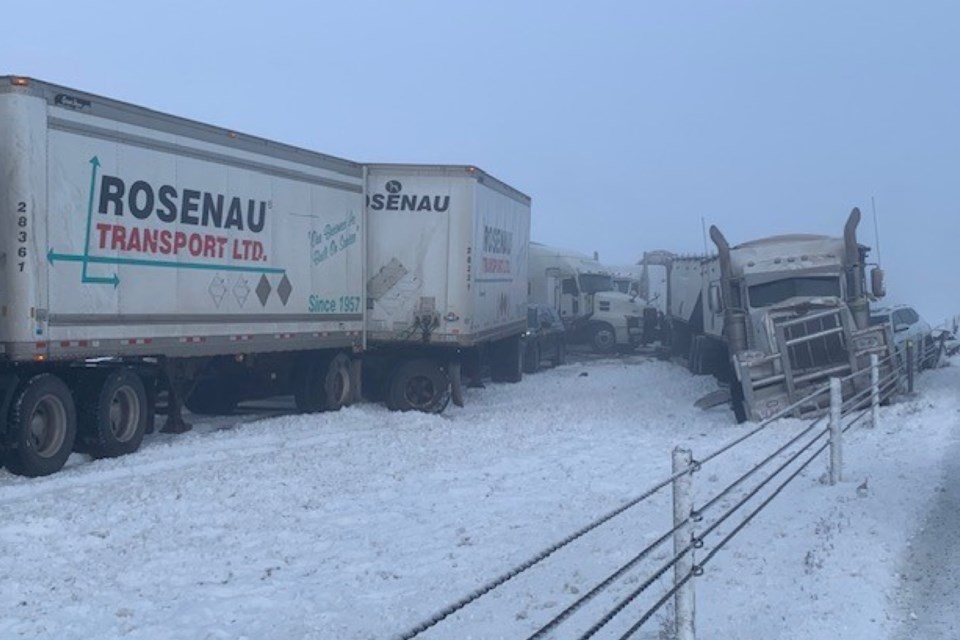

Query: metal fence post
672 447 696 640
829 377 842 485
906 340 915 394
870 353 879 428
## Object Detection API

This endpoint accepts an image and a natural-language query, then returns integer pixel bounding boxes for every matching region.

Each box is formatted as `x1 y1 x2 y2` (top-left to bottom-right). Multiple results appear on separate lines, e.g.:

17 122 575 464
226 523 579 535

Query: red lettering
159 229 172 254
142 228 158 253
127 226 142 252
188 233 203 256
110 225 126 250
96 223 111 249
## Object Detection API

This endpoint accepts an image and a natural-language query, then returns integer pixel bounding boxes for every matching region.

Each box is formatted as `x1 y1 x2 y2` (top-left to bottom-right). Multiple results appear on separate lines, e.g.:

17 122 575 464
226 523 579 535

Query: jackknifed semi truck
643 209 893 421
0 76 529 476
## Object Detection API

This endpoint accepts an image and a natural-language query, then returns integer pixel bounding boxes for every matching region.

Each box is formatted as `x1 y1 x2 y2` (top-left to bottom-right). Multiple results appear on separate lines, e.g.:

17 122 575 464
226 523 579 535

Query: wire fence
396 346 929 640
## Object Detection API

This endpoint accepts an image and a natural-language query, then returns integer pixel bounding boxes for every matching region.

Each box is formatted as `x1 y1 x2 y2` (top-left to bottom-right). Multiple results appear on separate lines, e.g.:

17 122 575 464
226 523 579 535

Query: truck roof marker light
10 77 29 86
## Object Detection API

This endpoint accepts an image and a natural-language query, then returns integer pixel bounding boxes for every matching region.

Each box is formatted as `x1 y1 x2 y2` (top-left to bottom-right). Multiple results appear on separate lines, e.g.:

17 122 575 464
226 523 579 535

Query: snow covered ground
0 352 957 639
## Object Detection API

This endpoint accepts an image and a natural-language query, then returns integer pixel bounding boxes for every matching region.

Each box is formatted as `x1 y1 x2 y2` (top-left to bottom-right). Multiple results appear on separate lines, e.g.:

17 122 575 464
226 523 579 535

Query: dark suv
524 304 567 373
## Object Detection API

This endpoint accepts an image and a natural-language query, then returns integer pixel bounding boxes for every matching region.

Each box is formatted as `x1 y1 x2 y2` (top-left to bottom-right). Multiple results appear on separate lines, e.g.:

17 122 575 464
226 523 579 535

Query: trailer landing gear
159 358 194 434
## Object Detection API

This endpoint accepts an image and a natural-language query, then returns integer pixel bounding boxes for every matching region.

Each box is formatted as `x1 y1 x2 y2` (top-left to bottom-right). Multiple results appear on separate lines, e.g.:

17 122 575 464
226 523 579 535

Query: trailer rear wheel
688 335 706 374
387 359 450 413
295 353 352 413
523 344 541 374
491 334 524 383
79 369 148 459
3 374 77 477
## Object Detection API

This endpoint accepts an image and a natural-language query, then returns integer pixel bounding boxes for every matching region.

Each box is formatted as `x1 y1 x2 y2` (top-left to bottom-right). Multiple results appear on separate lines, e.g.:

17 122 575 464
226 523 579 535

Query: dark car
524 304 567 373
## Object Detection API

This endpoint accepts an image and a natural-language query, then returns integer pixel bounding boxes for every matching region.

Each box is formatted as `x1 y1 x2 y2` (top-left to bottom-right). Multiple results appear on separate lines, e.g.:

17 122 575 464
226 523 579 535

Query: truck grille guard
734 307 895 421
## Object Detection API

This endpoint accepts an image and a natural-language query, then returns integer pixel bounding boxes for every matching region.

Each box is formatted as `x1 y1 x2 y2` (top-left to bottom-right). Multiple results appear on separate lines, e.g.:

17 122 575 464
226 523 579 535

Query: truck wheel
589 323 617 354
387 359 450 413
555 340 567 366
184 379 239 415
79 369 148 459
3 374 77 477
687 336 701 373
296 353 352 413
523 344 541 374
491 334 523 383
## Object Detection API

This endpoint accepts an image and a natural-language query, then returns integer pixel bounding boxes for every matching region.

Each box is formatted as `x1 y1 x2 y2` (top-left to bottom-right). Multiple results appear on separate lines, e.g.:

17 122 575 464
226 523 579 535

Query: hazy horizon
4 1 958 321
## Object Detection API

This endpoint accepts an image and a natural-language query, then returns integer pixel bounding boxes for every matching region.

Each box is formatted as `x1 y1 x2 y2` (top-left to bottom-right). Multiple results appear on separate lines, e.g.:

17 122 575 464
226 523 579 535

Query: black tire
78 368 148 459
387 359 450 413
3 373 77 477
295 352 352 413
184 378 239 416
687 335 701 374
589 323 618 354
491 334 524 383
523 344 541 374
555 340 567 366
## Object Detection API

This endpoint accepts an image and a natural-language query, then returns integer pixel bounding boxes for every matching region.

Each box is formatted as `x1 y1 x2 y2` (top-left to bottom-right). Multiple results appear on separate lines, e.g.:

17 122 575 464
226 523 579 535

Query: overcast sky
4 1 958 321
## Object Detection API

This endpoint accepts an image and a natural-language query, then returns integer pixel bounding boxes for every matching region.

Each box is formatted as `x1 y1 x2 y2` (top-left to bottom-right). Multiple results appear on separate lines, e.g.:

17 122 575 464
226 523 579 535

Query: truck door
560 277 579 320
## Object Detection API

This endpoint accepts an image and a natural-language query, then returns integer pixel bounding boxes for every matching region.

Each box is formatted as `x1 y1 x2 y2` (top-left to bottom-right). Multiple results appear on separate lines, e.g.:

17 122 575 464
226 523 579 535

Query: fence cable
696 439 831 571
696 427 830 544
576 426 831 640
697 383 830 467
616 569 695 640
571 542 695 640
839 370 900 414
394 463 696 639
698 417 825 517
525 518 688 640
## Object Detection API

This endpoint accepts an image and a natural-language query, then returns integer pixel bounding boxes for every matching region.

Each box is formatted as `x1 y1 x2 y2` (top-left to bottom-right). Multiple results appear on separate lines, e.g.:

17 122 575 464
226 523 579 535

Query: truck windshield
579 273 614 294
748 276 841 308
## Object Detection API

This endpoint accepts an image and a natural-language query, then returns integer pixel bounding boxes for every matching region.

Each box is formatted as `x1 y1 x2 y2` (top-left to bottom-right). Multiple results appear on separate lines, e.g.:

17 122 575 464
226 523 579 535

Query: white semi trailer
363 164 530 412
0 76 528 476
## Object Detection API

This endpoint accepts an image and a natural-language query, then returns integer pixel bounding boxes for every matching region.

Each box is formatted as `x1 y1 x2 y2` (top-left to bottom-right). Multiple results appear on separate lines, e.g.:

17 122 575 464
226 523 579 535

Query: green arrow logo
80 156 119 286
48 248 284 276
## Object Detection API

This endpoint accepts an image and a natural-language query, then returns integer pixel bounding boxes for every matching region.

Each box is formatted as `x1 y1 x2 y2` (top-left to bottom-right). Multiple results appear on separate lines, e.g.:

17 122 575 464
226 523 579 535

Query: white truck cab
528 243 648 353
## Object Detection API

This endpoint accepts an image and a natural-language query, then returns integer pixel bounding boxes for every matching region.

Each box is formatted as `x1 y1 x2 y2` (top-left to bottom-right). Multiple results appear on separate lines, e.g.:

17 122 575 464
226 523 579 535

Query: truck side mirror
708 283 724 313
870 267 886 298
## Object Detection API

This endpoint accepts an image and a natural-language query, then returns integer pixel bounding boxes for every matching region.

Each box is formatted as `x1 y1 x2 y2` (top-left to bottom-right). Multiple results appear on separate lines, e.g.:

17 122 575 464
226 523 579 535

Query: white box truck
363 164 530 411
0 77 530 477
